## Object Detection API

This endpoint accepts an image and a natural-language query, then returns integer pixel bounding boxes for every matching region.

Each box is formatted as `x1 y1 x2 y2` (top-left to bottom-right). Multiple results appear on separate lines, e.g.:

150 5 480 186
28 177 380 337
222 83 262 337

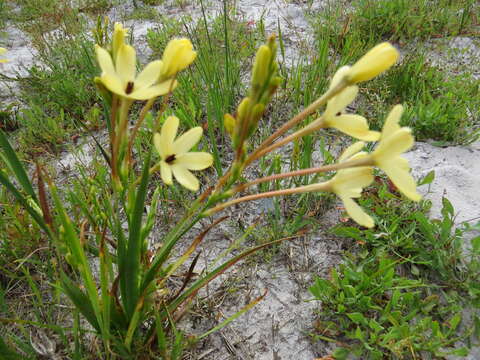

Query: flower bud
223 113 236 137
237 97 251 121
160 38 197 80
346 42 399 84
252 45 271 88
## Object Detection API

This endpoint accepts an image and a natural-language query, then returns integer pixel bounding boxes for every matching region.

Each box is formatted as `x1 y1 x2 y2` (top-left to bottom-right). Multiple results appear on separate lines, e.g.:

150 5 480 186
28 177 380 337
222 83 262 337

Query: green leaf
441 197 454 218
471 236 480 254
332 347 349 360
446 347 469 356
0 129 37 201
121 150 151 320
61 273 100 332
418 170 435 186
347 312 367 325
0 171 50 235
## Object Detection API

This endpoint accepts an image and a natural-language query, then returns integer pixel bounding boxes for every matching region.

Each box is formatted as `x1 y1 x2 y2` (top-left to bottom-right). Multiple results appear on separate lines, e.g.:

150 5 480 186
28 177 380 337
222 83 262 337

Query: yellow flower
160 38 196 80
328 143 375 228
0 47 8 63
95 44 175 100
323 67 380 141
371 105 421 201
302 143 374 227
346 42 399 84
153 116 213 191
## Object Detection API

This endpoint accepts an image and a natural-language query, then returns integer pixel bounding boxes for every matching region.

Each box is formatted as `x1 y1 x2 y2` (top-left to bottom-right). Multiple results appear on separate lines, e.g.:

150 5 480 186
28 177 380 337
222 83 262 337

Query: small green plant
310 253 471 359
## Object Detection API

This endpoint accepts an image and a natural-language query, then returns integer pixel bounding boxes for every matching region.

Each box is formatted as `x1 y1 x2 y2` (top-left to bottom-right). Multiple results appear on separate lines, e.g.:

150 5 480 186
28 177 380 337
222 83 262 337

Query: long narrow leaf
0 171 50 235
0 129 37 201
60 273 100 332
121 150 151 320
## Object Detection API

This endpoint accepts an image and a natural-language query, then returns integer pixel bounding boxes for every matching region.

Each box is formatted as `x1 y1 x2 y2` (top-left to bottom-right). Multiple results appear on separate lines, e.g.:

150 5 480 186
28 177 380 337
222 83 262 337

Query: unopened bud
223 113 236 137
237 97 252 121
252 45 271 88
346 42 399 84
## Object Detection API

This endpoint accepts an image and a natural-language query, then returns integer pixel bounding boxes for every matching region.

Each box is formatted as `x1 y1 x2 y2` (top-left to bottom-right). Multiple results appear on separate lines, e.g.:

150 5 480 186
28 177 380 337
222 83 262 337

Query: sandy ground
1 0 479 358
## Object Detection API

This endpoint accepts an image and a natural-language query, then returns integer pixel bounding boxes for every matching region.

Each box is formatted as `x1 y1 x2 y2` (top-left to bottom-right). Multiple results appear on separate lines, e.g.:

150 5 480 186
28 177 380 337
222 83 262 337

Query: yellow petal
329 114 381 141
382 163 421 201
159 116 179 158
339 141 366 162
128 82 174 100
112 23 128 60
116 44 136 85
331 167 373 197
325 86 358 118
374 128 414 165
173 127 203 155
329 66 351 89
382 104 403 139
347 42 399 83
175 152 213 170
160 161 173 185
135 60 163 90
0 47 6 55
341 196 375 228
99 74 125 96
171 165 199 191
95 45 116 76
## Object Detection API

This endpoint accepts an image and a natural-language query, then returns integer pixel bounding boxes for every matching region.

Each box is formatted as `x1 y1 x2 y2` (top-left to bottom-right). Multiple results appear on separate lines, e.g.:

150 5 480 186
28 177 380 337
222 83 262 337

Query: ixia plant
0 22 421 358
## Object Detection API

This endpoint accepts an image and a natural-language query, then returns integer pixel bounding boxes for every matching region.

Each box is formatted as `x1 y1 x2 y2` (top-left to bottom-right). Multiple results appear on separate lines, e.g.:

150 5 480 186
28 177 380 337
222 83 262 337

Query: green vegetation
310 177 480 359
1 0 479 358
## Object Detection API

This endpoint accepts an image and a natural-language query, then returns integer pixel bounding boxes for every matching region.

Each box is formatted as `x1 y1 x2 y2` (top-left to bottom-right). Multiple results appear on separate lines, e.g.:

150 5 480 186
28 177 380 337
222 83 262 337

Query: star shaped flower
371 105 421 201
153 116 213 191
95 44 175 100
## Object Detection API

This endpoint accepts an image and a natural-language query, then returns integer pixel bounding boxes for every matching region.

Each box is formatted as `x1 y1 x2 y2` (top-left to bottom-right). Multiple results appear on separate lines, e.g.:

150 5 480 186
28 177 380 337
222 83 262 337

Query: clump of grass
16 34 101 153
313 0 478 51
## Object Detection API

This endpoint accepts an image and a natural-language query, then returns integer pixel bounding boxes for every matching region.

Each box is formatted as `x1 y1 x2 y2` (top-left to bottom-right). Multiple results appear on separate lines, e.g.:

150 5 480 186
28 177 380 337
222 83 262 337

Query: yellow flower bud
237 97 252 121
224 113 236 137
160 38 197 79
347 42 399 83
252 45 271 87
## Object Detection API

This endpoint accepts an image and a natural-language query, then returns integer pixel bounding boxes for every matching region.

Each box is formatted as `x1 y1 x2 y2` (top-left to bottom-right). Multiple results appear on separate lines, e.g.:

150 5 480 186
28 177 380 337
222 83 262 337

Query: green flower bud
223 113 236 137
252 45 271 88
237 97 252 121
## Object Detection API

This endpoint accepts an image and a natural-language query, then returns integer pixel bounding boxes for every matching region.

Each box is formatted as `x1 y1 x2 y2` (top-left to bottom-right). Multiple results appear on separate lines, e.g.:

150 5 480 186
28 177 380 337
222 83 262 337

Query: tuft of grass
359 53 480 144
16 34 101 153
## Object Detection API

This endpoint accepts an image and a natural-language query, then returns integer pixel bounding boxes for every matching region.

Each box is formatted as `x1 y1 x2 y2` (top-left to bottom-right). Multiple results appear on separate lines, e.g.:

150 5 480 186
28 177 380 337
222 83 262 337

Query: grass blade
0 129 37 201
